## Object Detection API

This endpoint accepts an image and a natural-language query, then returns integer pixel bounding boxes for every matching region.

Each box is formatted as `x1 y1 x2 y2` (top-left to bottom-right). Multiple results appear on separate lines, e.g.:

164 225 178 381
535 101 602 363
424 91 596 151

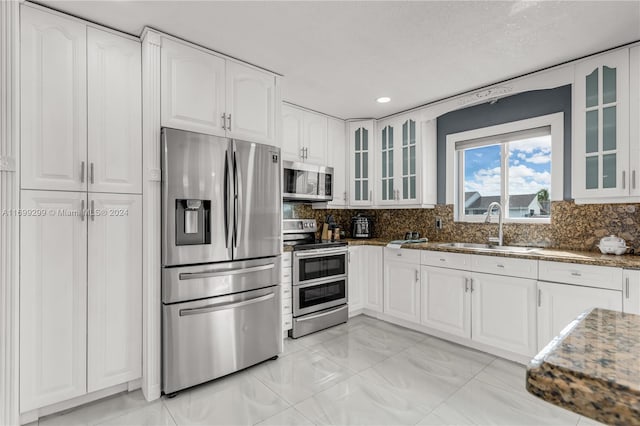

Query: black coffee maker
351 214 373 239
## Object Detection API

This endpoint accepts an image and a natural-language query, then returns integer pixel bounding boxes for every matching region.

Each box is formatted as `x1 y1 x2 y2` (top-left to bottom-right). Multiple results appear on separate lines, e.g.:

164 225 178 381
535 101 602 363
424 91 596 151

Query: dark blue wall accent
436 85 572 204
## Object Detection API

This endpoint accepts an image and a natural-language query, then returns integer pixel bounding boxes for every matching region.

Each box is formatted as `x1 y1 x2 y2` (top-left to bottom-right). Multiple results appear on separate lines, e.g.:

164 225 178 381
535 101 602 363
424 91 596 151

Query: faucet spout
485 201 503 246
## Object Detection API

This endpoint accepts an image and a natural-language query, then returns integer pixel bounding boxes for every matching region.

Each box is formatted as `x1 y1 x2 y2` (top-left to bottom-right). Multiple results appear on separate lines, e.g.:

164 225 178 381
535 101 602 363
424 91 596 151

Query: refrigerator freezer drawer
162 256 281 304
162 286 282 394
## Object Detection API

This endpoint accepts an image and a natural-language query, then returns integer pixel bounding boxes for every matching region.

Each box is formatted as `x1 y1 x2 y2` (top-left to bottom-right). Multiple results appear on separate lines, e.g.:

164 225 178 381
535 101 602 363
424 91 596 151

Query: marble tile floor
32 315 604 426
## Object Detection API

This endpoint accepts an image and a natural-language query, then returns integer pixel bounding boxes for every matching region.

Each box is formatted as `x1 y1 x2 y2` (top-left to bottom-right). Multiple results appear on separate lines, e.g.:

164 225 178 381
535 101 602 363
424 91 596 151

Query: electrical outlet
435 217 443 230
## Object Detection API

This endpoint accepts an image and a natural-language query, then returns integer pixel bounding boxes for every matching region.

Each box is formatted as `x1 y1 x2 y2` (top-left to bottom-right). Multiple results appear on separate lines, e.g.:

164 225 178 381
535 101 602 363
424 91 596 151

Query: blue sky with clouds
463 136 552 197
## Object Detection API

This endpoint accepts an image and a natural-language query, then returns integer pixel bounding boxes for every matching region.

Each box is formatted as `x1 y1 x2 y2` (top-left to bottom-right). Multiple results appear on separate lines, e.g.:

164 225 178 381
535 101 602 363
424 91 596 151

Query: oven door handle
179 292 275 316
294 249 348 258
179 263 275 280
295 305 346 322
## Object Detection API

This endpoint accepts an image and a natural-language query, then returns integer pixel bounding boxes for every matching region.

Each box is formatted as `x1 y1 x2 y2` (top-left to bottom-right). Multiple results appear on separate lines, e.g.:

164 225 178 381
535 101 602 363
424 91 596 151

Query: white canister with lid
596 235 629 255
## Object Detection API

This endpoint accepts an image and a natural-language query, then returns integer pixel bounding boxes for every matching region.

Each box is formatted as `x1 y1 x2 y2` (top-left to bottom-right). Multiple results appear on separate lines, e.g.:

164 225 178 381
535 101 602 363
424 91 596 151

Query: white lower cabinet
537 281 622 351
20 190 142 412
87 194 142 392
348 246 384 315
471 272 538 357
281 252 293 333
420 266 471 338
623 269 640 314
20 190 88 411
348 246 364 314
363 246 384 312
383 249 420 323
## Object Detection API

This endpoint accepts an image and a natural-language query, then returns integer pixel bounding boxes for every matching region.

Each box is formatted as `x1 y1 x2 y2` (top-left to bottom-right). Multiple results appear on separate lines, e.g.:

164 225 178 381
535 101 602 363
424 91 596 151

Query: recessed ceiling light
376 97 391 104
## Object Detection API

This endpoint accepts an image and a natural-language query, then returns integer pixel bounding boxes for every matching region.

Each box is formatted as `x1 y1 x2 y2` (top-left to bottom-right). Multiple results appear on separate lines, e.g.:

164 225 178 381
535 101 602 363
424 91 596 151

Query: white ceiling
40 1 640 119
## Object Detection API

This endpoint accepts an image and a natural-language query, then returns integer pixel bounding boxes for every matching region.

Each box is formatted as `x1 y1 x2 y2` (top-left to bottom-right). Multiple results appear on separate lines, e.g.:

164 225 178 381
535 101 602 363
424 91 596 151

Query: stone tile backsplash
294 201 640 252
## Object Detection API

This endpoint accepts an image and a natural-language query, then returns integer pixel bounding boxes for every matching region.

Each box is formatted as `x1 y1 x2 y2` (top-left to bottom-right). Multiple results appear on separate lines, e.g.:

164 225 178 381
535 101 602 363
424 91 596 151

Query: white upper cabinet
88 194 142 392
88 28 142 194
20 190 88 411
282 104 304 160
573 49 630 201
376 115 421 205
21 7 87 191
303 111 328 164
631 46 640 198
349 120 374 206
281 104 328 164
327 117 348 206
161 38 226 137
161 38 278 145
225 61 276 144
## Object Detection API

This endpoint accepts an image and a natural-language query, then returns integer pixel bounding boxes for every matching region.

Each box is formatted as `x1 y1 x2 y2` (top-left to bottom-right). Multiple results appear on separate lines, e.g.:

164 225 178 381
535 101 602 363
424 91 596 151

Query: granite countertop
526 308 640 425
340 238 640 269
282 238 640 268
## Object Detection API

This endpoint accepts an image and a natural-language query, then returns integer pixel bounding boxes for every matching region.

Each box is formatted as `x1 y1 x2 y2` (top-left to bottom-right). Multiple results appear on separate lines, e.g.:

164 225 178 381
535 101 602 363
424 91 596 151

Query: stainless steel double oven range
161 128 282 395
284 219 349 338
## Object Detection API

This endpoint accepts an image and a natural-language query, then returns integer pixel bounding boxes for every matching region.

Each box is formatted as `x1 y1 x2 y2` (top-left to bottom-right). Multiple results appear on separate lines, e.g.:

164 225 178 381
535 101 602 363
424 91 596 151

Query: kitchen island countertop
526 308 640 426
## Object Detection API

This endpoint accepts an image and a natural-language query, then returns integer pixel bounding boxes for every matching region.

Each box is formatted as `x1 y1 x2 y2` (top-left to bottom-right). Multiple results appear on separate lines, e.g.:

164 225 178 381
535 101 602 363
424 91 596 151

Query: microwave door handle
179 292 275 316
178 263 275 280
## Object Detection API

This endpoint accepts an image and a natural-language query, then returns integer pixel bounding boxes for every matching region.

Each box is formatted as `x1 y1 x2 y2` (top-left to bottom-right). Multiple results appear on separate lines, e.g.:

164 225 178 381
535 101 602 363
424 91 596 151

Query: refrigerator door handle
233 149 239 248
179 292 275 316
223 151 229 248
178 263 275 280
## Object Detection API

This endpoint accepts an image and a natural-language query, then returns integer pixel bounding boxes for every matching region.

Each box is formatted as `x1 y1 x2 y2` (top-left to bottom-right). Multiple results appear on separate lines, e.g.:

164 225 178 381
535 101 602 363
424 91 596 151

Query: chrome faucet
485 201 503 246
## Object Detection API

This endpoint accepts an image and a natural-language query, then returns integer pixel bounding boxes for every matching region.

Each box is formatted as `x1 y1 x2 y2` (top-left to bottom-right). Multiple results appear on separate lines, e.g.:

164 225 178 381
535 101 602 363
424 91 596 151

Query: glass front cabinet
573 49 631 201
349 120 374 206
376 115 421 205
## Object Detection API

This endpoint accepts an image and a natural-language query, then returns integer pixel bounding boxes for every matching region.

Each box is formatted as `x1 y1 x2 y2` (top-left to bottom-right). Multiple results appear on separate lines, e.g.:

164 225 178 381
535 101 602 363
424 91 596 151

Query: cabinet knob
221 113 227 130
80 161 85 183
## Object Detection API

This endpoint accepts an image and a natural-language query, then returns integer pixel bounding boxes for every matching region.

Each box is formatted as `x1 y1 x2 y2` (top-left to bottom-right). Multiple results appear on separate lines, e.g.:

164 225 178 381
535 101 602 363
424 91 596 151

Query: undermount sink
437 242 541 254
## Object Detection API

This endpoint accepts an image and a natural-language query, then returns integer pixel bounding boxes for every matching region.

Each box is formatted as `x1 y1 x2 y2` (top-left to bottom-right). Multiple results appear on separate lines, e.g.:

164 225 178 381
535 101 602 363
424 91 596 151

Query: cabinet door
631 46 640 197
88 28 142 194
573 49 630 199
397 117 420 204
383 259 420 323
303 111 328 165
348 247 363 313
471 273 537 357
421 266 471 339
377 120 397 205
20 190 87 411
161 38 226 137
327 118 347 206
349 121 374 206
623 269 640 314
282 104 304 161
21 7 87 191
226 61 276 144
537 281 622 351
363 246 384 312
88 194 142 392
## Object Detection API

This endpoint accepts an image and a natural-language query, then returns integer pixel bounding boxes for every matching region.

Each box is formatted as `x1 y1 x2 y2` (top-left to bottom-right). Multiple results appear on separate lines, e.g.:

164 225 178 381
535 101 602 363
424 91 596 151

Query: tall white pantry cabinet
19 5 143 414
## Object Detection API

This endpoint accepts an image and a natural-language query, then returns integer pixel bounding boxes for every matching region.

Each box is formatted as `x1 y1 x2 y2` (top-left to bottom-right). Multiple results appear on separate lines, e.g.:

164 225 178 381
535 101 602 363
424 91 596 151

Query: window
456 126 552 222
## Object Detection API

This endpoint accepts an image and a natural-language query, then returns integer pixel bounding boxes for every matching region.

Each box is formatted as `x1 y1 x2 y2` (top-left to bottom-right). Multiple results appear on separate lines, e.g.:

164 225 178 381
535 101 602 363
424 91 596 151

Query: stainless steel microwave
283 161 333 202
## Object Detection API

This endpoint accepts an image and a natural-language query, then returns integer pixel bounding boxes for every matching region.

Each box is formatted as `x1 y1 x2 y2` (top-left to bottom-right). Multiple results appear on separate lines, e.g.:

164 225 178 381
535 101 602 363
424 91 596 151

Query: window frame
446 113 564 224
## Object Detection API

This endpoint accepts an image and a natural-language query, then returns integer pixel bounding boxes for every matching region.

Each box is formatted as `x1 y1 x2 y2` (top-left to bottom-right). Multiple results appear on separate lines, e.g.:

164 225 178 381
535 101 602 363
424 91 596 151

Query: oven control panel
283 219 318 233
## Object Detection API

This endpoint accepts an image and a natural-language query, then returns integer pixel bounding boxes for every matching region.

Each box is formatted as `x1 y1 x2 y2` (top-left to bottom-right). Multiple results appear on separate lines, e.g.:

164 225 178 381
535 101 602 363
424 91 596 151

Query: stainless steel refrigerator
161 128 282 395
